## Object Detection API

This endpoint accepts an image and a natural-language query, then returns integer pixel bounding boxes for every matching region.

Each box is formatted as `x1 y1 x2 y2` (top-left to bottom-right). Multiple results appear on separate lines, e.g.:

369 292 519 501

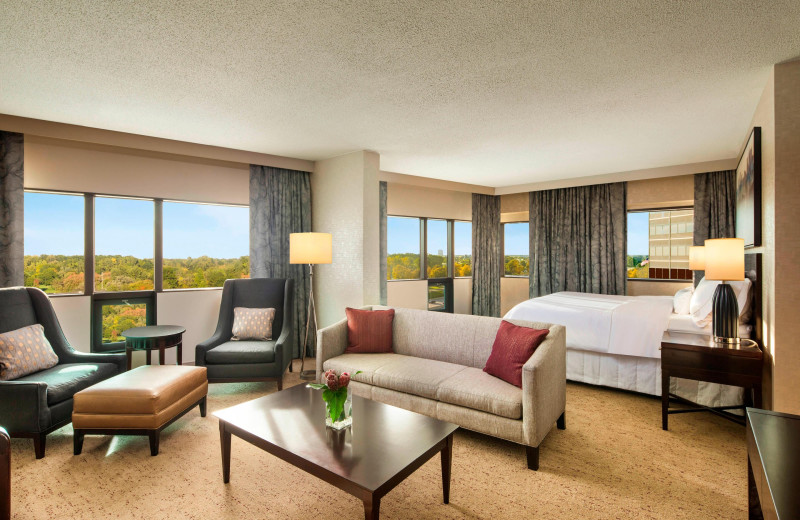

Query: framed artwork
735 127 761 248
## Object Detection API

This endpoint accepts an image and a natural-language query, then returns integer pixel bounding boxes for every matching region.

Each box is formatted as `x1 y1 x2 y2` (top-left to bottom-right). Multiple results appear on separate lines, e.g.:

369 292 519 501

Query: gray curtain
693 170 736 284
472 193 501 316
0 131 24 288
529 182 627 297
249 165 312 359
379 181 388 305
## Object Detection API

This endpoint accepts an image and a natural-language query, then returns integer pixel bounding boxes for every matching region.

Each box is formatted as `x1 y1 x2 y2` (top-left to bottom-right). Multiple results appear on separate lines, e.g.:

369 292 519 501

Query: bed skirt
566 349 744 410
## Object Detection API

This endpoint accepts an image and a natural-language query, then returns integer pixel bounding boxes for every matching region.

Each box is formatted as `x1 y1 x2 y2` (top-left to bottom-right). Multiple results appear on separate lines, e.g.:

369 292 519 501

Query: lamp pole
299 263 318 380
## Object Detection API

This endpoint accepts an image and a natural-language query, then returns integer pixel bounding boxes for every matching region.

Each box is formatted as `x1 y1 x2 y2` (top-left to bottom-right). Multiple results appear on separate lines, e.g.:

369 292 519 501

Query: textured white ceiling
2 1 799 187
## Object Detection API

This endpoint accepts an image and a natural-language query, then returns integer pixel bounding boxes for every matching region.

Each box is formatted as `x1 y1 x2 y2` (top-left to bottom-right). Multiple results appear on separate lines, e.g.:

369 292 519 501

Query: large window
23 191 85 294
503 222 529 276
453 221 472 277
426 219 449 278
163 201 249 289
387 216 421 280
627 209 693 281
95 196 154 292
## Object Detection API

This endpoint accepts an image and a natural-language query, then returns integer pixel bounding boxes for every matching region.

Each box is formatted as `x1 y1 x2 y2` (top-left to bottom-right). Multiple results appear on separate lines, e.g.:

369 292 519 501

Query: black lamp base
712 282 740 343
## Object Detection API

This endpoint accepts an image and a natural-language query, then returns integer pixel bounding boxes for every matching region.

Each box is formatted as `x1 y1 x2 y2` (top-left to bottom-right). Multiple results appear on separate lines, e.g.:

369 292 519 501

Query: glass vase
325 386 353 430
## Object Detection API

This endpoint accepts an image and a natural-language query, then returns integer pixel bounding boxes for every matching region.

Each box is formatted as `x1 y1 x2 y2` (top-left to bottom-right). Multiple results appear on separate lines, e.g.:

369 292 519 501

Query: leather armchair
196 278 294 389
0 287 125 458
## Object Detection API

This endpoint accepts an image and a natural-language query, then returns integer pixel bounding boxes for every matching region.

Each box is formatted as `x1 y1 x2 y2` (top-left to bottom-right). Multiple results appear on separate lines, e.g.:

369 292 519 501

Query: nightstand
660 331 762 430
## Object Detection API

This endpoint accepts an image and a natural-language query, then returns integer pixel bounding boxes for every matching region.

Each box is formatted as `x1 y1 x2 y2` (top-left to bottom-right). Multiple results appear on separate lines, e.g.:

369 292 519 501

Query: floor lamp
290 232 332 381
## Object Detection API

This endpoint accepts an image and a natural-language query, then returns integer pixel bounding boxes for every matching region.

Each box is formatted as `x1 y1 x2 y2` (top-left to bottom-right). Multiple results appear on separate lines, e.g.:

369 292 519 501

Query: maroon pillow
483 321 549 388
344 308 395 354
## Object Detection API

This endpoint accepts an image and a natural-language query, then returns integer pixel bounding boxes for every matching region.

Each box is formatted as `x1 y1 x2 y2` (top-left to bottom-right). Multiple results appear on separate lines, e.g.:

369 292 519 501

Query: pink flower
339 372 351 388
325 372 339 391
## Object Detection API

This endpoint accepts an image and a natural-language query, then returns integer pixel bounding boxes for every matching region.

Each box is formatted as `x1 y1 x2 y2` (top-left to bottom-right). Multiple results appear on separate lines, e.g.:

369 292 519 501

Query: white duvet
504 292 675 359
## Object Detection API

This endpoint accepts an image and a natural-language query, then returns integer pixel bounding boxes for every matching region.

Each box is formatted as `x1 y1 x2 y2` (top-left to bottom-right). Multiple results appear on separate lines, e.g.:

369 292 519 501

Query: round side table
122 325 186 371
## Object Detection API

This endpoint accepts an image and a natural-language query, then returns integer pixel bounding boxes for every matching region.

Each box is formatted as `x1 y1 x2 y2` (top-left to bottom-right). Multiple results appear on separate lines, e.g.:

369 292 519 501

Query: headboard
745 253 762 344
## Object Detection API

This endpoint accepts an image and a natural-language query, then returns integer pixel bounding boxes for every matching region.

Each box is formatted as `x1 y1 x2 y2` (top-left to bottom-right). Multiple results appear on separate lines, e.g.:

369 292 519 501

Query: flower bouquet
307 369 361 430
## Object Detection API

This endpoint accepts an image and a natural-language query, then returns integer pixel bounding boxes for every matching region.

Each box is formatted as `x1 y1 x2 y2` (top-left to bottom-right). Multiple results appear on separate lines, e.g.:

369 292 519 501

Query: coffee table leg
220 421 231 484
126 347 132 371
441 433 453 504
363 495 380 520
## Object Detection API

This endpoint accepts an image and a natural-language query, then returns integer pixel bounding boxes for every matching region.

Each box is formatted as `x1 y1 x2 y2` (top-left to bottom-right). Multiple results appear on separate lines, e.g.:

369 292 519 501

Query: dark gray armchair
196 278 294 389
0 287 126 458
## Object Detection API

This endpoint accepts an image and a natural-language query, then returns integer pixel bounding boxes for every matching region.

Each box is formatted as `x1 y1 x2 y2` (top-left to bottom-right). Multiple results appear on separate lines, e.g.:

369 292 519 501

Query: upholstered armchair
195 278 294 389
0 287 126 458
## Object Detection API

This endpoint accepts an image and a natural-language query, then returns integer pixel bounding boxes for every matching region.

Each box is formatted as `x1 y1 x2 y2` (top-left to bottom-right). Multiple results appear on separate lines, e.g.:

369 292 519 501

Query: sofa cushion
345 307 394 353
16 363 119 405
437 367 523 420
483 321 549 388
0 324 60 380
205 341 276 364
322 352 397 385
371 355 466 400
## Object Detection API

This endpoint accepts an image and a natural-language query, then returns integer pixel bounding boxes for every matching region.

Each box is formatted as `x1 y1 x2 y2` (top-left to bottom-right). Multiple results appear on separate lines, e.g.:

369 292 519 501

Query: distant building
648 210 693 280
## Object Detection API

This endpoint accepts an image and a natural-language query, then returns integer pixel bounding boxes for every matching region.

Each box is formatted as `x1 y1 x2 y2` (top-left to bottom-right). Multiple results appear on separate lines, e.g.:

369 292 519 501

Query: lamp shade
703 238 744 281
290 233 332 264
688 246 706 270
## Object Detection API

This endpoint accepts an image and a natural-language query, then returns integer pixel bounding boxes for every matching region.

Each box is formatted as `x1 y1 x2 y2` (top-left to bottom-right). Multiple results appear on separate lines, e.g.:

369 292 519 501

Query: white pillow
673 287 693 315
689 277 752 327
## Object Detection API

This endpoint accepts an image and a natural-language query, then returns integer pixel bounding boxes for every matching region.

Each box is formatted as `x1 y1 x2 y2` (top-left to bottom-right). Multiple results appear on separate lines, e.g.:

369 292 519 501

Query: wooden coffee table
214 384 458 519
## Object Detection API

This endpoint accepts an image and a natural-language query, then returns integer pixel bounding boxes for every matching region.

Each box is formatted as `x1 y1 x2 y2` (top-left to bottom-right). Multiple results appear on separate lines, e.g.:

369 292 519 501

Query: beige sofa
316 306 567 470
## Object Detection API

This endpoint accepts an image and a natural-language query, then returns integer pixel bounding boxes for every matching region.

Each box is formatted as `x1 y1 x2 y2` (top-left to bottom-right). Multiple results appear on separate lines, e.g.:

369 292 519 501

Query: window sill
627 278 692 283
46 292 87 298
161 287 224 292
502 275 529 278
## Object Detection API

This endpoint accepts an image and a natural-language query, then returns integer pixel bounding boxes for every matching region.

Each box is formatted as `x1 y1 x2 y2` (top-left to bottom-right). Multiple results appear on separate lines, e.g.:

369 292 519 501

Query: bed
504 255 761 409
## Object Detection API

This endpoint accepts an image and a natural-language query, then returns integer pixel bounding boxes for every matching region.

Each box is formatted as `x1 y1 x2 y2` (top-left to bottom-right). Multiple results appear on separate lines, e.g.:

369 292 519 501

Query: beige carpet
8 361 746 519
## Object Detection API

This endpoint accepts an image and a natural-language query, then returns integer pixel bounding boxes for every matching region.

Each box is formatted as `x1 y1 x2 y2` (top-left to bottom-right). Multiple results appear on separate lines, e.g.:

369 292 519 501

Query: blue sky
387 217 528 256
627 212 649 255
25 193 248 258
504 222 528 255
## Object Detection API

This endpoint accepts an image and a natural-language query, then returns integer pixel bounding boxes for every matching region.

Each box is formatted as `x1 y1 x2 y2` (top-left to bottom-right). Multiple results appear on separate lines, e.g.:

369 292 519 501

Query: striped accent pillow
344 307 394 353
231 307 276 341
0 324 60 381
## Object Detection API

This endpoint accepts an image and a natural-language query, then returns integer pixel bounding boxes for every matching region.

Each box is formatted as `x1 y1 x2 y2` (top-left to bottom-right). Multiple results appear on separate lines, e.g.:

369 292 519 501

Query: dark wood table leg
126 347 132 371
661 371 670 431
220 421 231 484
753 384 763 409
363 494 380 520
177 341 183 365
146 349 152 365
159 346 166 366
441 433 453 504
1 427 10 520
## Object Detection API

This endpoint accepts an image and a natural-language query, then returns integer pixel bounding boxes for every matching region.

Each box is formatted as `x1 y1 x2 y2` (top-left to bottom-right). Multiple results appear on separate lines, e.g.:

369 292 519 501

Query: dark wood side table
661 331 762 430
747 408 800 520
122 325 186 371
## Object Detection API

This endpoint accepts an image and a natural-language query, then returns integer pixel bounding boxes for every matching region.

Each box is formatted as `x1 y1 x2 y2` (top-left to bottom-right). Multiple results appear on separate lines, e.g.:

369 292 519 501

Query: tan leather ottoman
72 365 208 456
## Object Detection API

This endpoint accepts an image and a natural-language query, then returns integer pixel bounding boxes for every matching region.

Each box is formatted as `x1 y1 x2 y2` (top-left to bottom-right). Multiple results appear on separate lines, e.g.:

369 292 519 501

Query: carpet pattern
8 361 746 519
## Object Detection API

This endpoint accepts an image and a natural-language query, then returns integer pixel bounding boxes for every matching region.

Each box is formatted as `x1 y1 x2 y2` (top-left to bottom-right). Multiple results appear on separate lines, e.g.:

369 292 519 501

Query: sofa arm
315 318 349 380
0 381 50 433
59 350 127 374
521 325 566 447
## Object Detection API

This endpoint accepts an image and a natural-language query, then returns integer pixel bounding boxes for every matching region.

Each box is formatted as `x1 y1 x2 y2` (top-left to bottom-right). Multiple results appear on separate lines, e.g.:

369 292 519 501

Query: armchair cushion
0 324 59 380
204 341 276 365
232 307 276 341
15 363 119 405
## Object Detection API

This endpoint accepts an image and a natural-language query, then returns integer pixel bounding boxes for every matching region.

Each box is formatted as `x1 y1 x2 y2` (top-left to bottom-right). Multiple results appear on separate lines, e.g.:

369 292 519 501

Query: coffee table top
122 325 186 339
214 384 458 492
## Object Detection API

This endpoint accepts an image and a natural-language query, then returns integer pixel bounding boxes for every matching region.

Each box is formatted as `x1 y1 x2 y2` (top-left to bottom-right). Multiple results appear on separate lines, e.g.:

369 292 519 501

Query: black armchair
0 287 125 458
196 278 294 389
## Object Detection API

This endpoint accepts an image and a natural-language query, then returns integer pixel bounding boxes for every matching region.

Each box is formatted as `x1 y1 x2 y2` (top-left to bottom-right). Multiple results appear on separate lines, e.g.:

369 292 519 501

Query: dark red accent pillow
483 321 549 388
344 308 395 354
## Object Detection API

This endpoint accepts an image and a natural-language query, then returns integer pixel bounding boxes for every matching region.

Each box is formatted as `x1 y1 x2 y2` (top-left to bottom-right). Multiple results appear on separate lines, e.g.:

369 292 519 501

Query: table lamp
688 246 706 270
290 232 332 380
704 238 744 344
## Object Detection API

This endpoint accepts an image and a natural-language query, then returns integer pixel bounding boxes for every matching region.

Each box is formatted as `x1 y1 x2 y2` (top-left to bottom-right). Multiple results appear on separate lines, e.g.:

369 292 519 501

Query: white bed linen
666 314 752 338
504 292 674 358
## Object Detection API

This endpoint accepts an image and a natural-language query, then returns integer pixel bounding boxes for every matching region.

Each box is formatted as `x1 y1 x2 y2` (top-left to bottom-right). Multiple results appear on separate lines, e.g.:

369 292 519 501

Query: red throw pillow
345 308 395 354
483 321 549 388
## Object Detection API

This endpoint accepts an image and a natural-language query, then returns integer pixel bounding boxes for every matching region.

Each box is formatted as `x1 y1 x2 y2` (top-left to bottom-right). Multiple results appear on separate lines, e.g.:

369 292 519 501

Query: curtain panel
0 131 24 288
472 193 501 316
379 181 388 305
249 165 312 359
529 182 627 297
693 170 736 285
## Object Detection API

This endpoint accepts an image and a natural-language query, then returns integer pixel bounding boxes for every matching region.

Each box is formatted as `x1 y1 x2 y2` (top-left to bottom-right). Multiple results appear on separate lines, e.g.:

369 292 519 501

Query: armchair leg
199 396 207 417
526 445 539 471
277 377 283 391
33 434 46 459
289 360 293 373
557 411 566 430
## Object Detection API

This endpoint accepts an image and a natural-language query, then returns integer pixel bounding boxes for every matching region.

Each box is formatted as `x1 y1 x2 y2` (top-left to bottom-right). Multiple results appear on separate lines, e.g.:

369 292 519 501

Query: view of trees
163 256 249 289
24 255 85 294
504 255 530 276
627 255 649 279
387 254 472 280
102 303 147 343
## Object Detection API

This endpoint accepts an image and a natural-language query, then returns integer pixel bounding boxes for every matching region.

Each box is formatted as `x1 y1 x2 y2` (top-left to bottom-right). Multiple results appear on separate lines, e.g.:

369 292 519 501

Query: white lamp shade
703 238 744 281
688 246 706 270
290 233 332 264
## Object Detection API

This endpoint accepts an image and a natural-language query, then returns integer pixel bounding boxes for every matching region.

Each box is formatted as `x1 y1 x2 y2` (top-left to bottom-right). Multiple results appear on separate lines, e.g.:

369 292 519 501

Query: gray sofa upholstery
316 306 567 470
196 278 294 388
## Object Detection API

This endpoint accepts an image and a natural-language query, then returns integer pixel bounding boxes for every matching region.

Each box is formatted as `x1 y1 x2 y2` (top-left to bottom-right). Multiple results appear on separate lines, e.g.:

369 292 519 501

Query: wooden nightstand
660 331 762 430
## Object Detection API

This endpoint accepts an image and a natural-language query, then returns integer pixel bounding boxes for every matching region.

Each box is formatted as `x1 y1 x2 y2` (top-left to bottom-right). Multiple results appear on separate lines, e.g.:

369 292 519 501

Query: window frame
626 206 694 283
91 292 156 353
501 221 530 278
386 215 473 282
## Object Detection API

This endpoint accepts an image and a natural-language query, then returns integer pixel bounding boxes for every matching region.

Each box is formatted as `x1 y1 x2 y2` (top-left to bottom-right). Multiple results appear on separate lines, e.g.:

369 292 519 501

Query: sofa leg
73 430 84 455
199 396 207 418
33 434 46 459
557 411 566 430
526 445 539 471
149 431 159 456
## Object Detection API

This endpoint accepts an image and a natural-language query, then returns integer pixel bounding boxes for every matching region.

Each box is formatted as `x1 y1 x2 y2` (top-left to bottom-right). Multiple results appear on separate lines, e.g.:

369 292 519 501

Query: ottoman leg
199 396 207 418
149 431 160 456
73 431 84 455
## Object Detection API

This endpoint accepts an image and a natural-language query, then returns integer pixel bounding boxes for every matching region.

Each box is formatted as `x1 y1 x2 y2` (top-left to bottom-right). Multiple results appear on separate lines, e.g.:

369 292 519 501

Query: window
95 197 155 292
426 219 449 278
163 201 249 289
387 216 421 280
503 222 529 276
627 209 693 280
453 221 472 277
23 191 85 294
92 295 154 353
